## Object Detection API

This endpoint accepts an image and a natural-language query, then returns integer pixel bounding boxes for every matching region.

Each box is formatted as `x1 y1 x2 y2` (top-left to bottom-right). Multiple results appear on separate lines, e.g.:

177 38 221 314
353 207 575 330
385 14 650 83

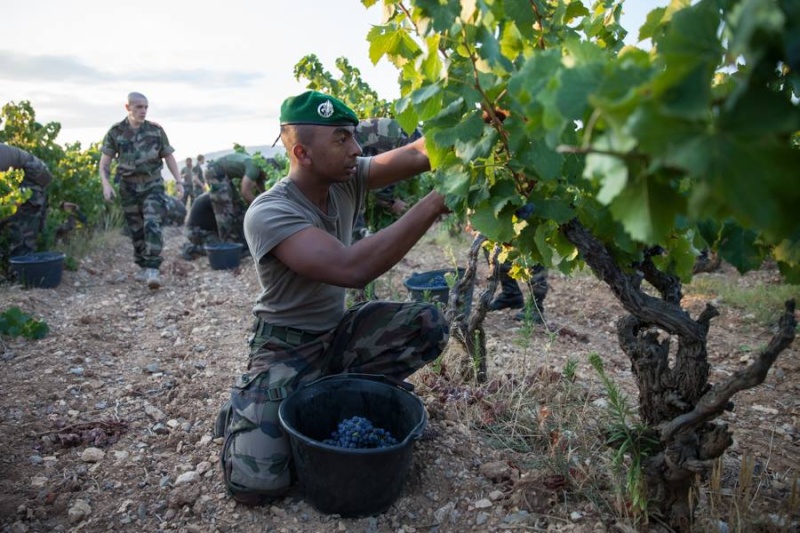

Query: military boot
181 242 204 261
514 294 546 323
488 265 525 311
514 265 549 323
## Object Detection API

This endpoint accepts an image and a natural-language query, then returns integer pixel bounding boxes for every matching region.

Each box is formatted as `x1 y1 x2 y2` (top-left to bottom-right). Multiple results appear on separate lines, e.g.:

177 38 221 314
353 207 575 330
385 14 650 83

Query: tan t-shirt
243 157 370 332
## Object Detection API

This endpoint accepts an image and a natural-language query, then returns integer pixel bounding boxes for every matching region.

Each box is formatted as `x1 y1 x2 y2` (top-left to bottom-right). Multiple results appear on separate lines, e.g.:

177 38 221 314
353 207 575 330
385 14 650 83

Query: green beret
279 91 359 127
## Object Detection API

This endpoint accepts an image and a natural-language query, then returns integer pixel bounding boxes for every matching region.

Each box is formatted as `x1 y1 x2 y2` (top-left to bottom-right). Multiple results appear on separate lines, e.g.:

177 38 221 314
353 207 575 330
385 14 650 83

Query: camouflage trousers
181 225 221 259
206 168 246 243
0 183 47 269
119 178 166 269
223 300 448 497
498 261 549 302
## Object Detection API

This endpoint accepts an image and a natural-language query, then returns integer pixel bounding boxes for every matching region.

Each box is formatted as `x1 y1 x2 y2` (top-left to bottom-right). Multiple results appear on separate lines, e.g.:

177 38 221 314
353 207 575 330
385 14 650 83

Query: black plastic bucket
403 267 473 315
9 252 65 289
278 375 426 517
205 242 243 270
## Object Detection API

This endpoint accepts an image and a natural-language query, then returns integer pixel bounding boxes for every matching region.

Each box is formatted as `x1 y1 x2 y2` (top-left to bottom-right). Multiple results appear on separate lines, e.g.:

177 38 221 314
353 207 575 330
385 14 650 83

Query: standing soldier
489 261 549 324
180 157 194 207
193 154 206 197
204 152 266 244
0 143 54 272
98 92 183 289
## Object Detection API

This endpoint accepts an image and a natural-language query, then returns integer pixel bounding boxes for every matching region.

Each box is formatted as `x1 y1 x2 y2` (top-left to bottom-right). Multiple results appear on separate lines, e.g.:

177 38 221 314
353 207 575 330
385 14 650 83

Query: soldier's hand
102 182 116 201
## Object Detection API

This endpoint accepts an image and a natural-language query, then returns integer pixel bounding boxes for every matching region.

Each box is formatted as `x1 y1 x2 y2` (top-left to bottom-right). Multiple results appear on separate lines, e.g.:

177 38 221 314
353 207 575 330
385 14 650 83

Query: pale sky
0 0 663 163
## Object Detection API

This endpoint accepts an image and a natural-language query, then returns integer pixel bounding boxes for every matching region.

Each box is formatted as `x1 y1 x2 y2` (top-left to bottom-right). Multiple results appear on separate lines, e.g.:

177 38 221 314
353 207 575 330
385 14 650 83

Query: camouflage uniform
180 192 227 260
180 165 194 206
489 255 549 323
101 118 173 269
192 163 206 198
352 118 422 241
205 153 265 243
222 300 448 499
163 194 187 226
0 144 53 270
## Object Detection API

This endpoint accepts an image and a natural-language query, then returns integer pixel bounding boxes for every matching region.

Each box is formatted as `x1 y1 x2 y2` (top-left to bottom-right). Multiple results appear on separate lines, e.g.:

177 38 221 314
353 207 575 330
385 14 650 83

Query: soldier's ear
292 143 312 166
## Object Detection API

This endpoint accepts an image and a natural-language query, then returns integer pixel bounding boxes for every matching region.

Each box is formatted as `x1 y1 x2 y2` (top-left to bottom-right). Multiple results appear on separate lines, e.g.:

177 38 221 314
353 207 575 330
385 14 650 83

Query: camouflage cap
279 91 358 127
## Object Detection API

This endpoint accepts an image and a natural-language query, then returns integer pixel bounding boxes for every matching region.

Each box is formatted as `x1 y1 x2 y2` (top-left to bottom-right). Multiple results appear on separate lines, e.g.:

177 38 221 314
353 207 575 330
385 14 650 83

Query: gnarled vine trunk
445 234 498 383
560 219 797 530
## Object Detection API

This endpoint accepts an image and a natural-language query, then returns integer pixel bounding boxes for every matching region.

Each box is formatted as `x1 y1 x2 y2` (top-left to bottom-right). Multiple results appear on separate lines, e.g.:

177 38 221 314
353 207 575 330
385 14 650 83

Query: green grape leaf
556 62 605 121
470 202 515 243
410 84 444 121
651 233 697 282
414 0 461 32
534 198 576 225
439 170 472 197
454 129 498 163
717 222 765 274
476 26 514 72
431 114 485 147
638 7 667 42
421 35 444 80
505 0 537 40
718 84 800 137
610 178 684 244
585 152 628 205
367 26 422 65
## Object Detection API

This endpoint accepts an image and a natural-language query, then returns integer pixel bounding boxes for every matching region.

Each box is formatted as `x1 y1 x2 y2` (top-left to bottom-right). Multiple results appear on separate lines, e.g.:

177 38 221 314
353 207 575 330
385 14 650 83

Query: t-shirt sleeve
27 157 53 187
244 159 262 180
100 129 117 157
244 197 311 262
158 127 175 158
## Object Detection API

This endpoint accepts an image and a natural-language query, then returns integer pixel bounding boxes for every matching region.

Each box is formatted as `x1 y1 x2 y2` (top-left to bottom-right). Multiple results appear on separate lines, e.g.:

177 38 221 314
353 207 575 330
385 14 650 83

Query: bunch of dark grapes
515 203 536 220
323 416 399 449
419 274 447 288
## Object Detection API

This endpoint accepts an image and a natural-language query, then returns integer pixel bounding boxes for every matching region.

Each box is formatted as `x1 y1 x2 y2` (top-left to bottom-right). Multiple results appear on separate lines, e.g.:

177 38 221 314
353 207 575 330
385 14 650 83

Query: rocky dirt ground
0 224 798 533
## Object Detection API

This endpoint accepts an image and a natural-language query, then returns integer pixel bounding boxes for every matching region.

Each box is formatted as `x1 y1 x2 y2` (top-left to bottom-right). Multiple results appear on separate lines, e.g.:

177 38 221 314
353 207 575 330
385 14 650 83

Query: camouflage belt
121 173 159 184
253 317 321 346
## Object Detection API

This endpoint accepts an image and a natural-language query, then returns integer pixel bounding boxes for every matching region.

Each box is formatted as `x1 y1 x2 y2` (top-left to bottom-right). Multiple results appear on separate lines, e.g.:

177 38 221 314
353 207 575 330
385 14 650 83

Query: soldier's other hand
391 199 408 215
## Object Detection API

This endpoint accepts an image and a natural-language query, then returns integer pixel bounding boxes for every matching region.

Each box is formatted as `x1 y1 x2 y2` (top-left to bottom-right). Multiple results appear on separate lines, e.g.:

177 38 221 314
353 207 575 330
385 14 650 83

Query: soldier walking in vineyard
98 91 183 289
216 91 450 505
0 143 54 274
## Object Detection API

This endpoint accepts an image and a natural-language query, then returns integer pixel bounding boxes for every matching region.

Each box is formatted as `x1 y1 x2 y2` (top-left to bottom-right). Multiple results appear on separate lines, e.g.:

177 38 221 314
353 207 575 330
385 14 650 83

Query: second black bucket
9 251 65 289
205 243 243 270
403 267 473 315
278 375 426 517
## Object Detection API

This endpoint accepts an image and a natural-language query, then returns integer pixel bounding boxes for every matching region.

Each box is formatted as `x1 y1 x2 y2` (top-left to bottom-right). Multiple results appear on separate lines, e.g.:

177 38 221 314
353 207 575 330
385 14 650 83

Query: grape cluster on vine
323 416 398 449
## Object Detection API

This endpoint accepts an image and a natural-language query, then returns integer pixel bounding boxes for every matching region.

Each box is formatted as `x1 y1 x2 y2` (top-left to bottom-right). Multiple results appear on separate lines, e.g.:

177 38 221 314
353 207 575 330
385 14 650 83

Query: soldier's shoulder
143 120 168 133
106 119 128 134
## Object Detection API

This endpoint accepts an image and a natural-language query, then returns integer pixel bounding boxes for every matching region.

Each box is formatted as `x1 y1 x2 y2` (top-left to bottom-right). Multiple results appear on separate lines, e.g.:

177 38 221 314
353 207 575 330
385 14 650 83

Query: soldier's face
126 98 148 125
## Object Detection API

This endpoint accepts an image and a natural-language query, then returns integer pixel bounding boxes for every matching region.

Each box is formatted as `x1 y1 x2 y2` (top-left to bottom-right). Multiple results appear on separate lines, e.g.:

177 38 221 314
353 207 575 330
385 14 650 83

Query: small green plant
563 358 578 382
589 353 659 520
0 306 49 339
